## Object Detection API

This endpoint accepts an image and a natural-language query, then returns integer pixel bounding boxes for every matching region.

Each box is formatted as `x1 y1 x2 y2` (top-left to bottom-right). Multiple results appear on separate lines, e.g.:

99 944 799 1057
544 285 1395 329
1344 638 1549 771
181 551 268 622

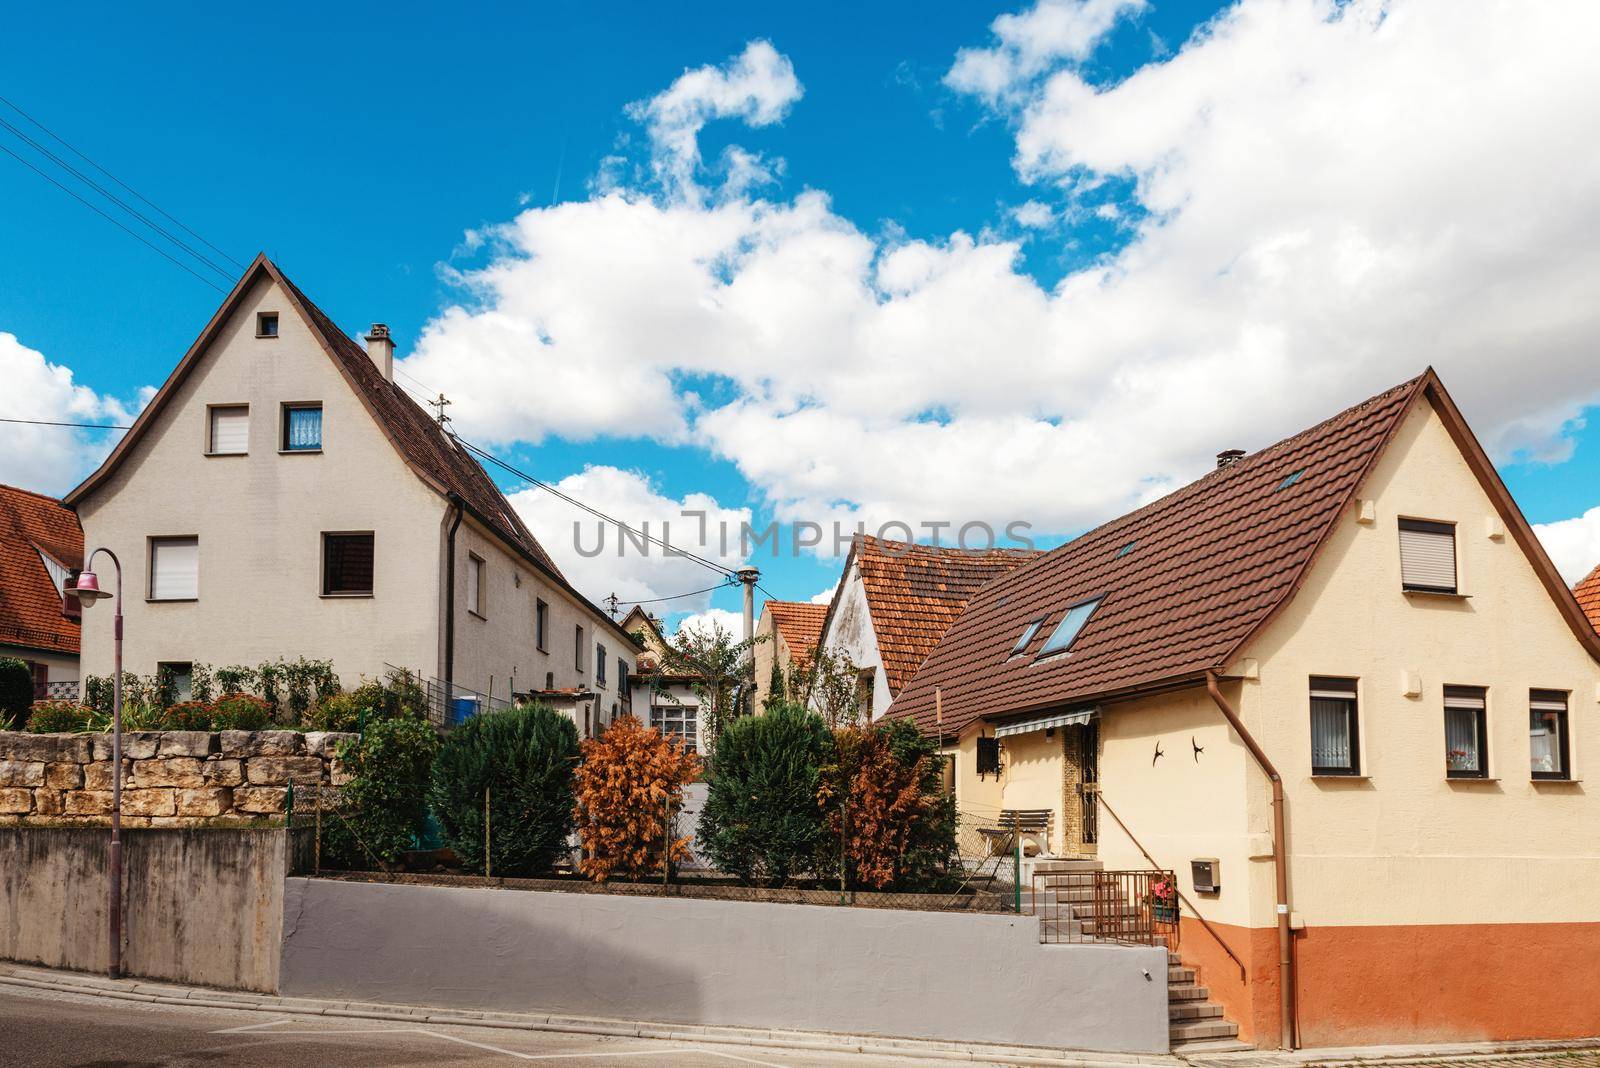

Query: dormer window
257 312 279 338
1038 597 1102 658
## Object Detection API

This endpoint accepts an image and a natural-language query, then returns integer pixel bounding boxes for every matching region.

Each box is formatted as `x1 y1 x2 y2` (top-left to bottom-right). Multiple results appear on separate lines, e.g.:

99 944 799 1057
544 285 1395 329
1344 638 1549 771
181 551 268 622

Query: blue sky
4 0 1600 629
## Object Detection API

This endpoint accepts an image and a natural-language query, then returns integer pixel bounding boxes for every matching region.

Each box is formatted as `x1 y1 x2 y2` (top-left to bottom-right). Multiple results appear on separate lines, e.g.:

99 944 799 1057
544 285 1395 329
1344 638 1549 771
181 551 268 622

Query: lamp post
72 549 123 980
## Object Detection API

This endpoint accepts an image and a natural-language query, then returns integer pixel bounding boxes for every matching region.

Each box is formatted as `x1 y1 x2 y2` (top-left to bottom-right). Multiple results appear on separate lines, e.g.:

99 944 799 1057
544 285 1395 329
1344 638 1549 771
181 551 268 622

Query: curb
0 965 1179 1068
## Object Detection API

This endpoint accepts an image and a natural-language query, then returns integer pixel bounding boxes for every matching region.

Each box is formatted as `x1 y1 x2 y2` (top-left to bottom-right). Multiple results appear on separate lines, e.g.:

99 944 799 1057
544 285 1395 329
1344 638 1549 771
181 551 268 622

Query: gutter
1206 671 1297 1050
444 503 464 693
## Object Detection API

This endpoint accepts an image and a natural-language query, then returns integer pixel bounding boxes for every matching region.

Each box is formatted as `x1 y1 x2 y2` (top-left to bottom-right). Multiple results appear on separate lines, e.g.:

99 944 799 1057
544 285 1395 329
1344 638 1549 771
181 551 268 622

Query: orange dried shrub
817 724 928 890
573 715 700 882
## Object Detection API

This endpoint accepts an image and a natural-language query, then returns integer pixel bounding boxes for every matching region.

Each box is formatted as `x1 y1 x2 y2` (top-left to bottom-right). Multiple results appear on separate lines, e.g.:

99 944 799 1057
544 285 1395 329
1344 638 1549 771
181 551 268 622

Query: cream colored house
66 255 635 718
749 599 826 712
623 605 705 753
891 371 1600 1050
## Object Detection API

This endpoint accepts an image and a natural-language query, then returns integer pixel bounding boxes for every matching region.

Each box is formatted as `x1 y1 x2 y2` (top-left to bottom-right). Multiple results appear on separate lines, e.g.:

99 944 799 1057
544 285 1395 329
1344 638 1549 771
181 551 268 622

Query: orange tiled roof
1575 564 1600 634
889 373 1433 738
765 601 828 665
847 536 1041 695
0 484 82 656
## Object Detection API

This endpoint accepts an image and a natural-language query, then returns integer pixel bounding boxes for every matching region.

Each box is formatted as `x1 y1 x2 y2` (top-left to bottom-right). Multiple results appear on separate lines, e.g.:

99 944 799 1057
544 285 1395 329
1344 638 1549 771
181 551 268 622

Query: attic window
1115 540 1137 558
1277 469 1305 490
1038 597 1102 658
1009 617 1046 657
257 312 279 338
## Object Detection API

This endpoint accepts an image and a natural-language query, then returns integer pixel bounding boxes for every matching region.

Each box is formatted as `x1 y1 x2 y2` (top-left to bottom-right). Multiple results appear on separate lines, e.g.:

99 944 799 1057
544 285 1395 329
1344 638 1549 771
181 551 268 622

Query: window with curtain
208 405 249 455
1529 690 1570 780
149 536 199 600
1444 685 1488 778
282 404 322 451
650 703 698 754
1309 677 1360 775
322 533 374 595
1399 518 1457 593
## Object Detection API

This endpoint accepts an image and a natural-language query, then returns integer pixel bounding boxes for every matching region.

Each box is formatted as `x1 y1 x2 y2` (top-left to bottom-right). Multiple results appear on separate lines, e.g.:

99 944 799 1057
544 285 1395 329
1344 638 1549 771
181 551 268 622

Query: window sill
255 332 279 339
320 592 374 599
1403 589 1469 600
468 610 487 621
1445 775 1498 783
536 645 548 654
146 598 197 604
1311 772 1368 781
1532 776 1581 785
278 448 323 455
203 452 247 458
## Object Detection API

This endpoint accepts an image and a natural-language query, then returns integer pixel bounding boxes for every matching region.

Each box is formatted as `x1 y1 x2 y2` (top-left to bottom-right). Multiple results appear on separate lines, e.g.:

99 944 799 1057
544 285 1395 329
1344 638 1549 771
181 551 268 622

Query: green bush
211 693 273 731
83 675 113 715
878 718 959 890
429 703 579 877
0 658 31 730
699 702 830 885
324 712 439 870
26 699 93 733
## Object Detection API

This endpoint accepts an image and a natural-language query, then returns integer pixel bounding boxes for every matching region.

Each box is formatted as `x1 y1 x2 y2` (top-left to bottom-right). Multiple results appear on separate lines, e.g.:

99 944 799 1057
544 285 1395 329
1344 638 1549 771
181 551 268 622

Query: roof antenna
428 392 453 431
604 592 620 619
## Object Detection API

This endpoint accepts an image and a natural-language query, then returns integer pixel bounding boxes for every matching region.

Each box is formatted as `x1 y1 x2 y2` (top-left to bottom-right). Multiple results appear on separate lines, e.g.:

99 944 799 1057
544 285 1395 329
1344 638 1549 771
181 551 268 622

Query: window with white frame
1399 518 1457 594
1529 689 1570 780
207 405 249 455
651 702 698 754
149 536 199 601
1310 677 1360 775
1444 685 1488 778
466 553 485 617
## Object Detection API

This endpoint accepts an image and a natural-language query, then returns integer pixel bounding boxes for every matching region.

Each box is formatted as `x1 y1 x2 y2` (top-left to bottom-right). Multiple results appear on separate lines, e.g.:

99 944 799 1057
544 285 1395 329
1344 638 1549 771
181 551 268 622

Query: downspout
1205 671 1297 1050
444 501 464 696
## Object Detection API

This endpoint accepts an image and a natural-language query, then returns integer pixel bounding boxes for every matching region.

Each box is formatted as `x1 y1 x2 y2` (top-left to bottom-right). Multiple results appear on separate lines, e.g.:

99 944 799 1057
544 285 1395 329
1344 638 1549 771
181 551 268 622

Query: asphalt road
0 986 923 1068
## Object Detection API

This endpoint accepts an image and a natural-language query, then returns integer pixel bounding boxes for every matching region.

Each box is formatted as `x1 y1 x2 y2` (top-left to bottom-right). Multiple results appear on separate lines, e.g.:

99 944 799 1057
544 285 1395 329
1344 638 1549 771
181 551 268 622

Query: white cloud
1011 200 1057 228
506 465 751 609
406 14 1600 554
673 606 746 640
810 584 838 605
947 0 1148 103
1534 507 1600 586
0 332 144 495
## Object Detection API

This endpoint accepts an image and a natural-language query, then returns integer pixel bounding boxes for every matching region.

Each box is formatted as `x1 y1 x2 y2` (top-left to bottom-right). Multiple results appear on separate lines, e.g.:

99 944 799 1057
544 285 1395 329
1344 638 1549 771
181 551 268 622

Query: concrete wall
1 826 286 992
280 877 1170 1053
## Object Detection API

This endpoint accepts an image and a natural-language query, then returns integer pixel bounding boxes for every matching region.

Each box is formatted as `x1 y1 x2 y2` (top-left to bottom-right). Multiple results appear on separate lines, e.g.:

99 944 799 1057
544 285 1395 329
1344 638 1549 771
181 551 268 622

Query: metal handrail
1094 790 1247 980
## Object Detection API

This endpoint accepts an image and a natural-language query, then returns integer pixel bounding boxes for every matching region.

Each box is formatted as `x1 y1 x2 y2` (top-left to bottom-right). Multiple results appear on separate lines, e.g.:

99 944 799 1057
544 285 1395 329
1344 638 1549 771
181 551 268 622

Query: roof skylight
1038 597 1102 658
1277 469 1305 490
1115 540 1137 558
1009 617 1046 657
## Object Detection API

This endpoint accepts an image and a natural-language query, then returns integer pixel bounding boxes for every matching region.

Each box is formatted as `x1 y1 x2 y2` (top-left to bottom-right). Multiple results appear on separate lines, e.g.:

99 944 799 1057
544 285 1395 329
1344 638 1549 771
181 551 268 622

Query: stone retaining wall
0 730 355 826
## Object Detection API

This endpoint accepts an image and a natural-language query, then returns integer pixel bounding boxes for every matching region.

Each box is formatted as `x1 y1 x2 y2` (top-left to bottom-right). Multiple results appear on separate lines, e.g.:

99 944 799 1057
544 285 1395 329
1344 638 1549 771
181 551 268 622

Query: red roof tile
838 536 1042 696
1575 564 1600 634
0 484 82 656
765 601 828 665
889 374 1430 738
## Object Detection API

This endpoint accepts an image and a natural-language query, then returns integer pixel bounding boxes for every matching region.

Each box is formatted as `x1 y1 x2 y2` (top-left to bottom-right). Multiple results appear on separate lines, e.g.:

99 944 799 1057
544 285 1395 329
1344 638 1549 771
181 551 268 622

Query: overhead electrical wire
0 416 131 430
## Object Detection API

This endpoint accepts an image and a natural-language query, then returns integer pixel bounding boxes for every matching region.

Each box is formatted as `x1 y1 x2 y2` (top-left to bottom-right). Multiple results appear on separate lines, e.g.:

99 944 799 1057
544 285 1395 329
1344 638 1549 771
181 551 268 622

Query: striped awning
993 707 1098 738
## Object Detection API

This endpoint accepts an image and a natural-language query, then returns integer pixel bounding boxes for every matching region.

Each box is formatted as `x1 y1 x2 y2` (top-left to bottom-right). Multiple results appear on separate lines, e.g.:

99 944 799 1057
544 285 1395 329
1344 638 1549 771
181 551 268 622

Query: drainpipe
444 502 464 696
1205 671 1297 1050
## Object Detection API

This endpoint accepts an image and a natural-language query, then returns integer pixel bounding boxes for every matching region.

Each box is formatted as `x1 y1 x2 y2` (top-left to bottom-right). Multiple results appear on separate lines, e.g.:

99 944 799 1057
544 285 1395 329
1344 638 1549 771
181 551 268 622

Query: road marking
211 1017 293 1034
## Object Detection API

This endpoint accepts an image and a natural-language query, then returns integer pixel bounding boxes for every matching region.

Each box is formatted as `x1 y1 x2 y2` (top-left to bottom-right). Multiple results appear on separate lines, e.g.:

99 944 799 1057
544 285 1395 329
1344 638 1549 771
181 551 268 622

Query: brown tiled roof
840 537 1042 695
765 601 828 665
1575 564 1600 634
0 484 82 656
889 374 1432 738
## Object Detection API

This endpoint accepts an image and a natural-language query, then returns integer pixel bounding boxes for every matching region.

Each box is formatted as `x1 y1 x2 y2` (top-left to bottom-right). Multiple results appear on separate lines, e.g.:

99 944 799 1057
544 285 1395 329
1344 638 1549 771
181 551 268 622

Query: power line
0 141 228 294
0 416 131 430
624 580 737 606
0 94 244 272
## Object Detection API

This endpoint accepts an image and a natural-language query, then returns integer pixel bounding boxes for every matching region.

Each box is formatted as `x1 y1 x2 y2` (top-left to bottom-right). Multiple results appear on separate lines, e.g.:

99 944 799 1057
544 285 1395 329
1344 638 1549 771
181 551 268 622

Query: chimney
1216 449 1246 469
364 323 394 381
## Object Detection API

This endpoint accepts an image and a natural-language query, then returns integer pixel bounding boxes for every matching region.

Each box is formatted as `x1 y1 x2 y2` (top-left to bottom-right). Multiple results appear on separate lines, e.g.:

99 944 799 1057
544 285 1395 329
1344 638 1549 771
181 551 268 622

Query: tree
0 658 31 730
326 712 439 870
699 702 829 885
429 703 580 876
637 618 764 752
572 715 699 882
785 645 867 728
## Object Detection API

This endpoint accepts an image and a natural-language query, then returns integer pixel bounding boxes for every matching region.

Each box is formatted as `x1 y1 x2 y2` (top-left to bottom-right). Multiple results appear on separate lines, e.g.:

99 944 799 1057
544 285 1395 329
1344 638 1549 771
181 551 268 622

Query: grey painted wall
0 827 286 992
280 878 1169 1053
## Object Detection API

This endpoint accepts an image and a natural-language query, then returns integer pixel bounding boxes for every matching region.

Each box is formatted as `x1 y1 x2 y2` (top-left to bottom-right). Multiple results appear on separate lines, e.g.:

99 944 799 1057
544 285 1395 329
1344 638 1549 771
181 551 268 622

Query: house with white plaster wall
66 254 635 719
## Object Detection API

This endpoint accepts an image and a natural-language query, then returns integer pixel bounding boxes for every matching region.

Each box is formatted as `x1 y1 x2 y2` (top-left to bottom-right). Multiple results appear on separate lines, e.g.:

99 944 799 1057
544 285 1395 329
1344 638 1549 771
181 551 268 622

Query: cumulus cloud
673 606 746 640
506 465 751 609
0 332 144 494
947 0 1148 103
404 12 1600 555
1534 508 1600 586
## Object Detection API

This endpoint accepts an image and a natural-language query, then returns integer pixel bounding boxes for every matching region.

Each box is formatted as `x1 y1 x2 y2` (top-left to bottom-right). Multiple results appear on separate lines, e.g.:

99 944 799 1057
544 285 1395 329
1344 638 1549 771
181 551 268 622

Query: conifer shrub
428 703 580 876
698 702 828 885
573 714 699 882
0 658 31 730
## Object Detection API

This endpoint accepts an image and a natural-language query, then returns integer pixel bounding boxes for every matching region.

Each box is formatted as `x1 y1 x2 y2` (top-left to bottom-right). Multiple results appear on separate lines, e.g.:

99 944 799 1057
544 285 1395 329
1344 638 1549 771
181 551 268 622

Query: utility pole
428 392 452 429
735 566 760 642
604 592 620 620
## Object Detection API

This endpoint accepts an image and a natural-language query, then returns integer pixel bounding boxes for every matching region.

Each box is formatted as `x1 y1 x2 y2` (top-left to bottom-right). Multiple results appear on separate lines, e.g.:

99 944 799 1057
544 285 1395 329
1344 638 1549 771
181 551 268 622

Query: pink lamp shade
73 570 110 604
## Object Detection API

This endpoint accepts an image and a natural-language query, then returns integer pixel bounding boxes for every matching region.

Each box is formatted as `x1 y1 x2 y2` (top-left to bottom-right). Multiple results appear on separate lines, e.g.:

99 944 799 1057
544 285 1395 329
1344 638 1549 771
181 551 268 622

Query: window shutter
1399 519 1456 592
209 406 249 454
150 538 199 600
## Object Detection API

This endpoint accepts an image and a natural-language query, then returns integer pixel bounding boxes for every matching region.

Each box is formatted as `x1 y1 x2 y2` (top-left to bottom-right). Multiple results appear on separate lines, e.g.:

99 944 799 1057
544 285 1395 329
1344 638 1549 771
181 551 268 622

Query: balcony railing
1029 869 1180 950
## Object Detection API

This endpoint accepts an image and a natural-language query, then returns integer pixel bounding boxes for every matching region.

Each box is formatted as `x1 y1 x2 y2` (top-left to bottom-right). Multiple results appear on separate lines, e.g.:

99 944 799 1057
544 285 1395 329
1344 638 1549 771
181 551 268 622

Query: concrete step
1168 1001 1223 1023
1170 1038 1254 1054
1029 858 1103 874
1168 966 1197 984
1166 984 1209 1002
1169 1019 1239 1043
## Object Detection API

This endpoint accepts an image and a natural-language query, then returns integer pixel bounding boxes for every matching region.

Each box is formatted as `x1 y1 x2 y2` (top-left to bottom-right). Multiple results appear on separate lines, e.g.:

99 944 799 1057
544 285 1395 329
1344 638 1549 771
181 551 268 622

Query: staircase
1026 859 1245 1053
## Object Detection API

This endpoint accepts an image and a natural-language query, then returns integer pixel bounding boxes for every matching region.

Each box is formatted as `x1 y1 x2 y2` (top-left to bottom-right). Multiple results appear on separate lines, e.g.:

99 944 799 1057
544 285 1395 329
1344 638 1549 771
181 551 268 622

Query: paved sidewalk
1185 1040 1600 1068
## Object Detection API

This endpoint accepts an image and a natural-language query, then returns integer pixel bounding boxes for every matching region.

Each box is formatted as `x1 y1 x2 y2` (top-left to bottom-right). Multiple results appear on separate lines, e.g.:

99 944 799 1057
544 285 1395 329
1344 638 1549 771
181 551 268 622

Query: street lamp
73 549 124 980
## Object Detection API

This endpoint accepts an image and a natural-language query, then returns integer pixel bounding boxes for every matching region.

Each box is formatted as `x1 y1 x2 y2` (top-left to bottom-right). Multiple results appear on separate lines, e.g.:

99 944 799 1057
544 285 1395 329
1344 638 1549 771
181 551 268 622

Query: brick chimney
1216 449 1246 469
364 323 394 381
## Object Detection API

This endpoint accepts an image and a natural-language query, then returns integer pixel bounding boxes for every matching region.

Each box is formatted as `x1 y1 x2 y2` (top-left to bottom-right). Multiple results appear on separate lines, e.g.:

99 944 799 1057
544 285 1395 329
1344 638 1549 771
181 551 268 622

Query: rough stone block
32 788 65 816
233 786 287 814
302 732 345 759
63 790 113 816
0 760 45 787
246 755 325 785
329 759 352 787
0 787 33 814
44 762 82 790
219 730 300 758
91 732 161 760
121 789 176 817
5 734 92 763
203 758 244 787
129 757 206 789
158 731 215 758
82 760 133 791
175 787 233 818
